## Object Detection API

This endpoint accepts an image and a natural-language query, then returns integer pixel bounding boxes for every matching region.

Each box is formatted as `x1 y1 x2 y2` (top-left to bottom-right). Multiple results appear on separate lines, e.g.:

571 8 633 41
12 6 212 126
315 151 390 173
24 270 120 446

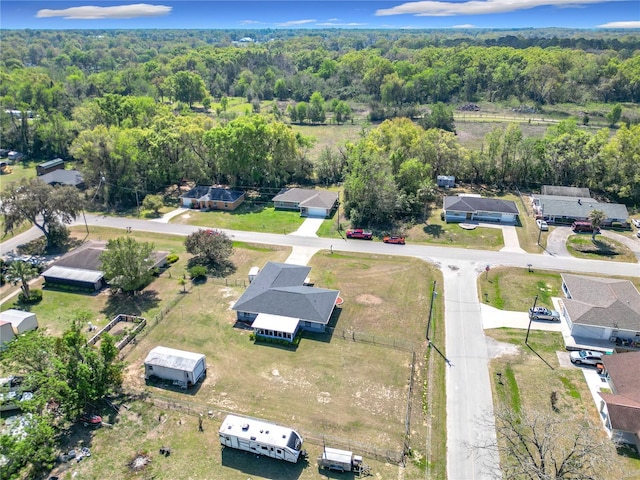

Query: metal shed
144 346 206 388
0 310 38 335
0 321 15 350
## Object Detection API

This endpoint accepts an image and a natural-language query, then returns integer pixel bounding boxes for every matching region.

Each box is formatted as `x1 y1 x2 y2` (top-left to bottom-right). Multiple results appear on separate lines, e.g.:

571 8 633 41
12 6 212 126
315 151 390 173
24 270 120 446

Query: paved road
2 215 639 480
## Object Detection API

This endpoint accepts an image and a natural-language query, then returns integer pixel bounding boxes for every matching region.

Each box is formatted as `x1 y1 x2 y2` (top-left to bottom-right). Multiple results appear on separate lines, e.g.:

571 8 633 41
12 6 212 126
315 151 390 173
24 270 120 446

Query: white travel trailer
218 414 305 463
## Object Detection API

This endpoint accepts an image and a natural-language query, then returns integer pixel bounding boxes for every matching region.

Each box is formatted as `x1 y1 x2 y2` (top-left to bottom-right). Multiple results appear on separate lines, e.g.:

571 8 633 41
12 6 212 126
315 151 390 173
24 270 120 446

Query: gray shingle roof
180 186 244 202
534 195 628 221
541 185 590 197
38 169 84 187
233 262 339 325
443 196 519 214
273 188 338 209
600 352 640 433
562 274 640 330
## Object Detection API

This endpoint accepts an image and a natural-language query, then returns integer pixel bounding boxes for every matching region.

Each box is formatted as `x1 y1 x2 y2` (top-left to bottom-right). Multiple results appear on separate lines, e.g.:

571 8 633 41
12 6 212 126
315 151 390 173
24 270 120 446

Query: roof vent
241 423 249 430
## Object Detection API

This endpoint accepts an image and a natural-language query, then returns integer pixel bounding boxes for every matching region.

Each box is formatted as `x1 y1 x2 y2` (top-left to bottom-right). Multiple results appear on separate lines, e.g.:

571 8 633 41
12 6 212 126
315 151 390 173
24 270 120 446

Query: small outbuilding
36 158 64 176
437 175 455 188
0 310 38 335
144 346 206 388
0 321 15 350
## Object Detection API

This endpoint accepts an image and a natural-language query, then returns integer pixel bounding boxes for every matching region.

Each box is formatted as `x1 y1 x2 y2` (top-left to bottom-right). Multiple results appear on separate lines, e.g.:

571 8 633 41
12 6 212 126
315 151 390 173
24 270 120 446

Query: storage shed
0 310 38 334
437 175 455 188
0 321 15 350
144 346 206 387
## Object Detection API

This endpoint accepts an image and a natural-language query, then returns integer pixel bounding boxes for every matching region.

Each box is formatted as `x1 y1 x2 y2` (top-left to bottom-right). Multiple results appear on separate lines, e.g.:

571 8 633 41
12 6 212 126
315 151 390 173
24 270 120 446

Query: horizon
1 1 639 30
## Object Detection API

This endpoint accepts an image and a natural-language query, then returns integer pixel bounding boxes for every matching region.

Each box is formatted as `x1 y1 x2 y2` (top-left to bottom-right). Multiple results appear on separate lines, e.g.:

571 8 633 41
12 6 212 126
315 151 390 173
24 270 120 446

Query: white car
632 218 640 228
536 219 548 231
570 350 603 366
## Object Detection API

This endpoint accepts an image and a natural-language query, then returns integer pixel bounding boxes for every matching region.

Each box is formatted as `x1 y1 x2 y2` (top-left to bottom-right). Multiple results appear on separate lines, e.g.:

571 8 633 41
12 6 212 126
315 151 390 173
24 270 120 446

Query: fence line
87 313 145 347
142 393 405 465
327 327 417 352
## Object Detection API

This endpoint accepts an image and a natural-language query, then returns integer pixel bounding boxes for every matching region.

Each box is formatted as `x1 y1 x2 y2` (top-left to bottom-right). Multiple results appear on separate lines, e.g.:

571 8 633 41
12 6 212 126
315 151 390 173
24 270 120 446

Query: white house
272 188 338 218
0 310 38 335
144 346 206 388
560 274 640 345
443 196 519 224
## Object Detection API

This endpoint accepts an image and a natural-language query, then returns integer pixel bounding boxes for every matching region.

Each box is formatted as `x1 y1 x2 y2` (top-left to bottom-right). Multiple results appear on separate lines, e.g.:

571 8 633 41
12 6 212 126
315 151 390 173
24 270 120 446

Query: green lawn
566 234 637 263
170 204 304 234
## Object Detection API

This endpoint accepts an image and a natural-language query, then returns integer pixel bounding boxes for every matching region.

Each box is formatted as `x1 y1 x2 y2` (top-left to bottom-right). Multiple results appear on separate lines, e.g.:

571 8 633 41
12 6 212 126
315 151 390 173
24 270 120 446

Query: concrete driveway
544 226 572 257
289 217 324 237
600 230 640 261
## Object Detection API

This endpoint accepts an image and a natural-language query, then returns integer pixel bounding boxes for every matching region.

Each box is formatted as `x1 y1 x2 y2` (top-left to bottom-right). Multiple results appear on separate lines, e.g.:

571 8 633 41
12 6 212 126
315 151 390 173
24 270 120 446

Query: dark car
383 236 405 245
79 413 102 427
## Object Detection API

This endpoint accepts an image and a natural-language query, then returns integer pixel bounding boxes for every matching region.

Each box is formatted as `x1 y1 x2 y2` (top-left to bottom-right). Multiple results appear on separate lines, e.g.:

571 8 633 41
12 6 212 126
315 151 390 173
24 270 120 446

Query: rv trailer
218 414 305 463
317 447 371 475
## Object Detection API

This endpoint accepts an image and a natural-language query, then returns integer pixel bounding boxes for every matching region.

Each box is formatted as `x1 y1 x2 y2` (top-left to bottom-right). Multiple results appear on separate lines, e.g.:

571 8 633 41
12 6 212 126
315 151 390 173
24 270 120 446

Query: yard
10 229 444 480
486 328 640 478
566 235 637 263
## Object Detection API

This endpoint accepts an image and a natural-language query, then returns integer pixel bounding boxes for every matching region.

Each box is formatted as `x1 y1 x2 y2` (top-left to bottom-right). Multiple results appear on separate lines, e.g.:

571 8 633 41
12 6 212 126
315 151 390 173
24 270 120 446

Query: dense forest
1 29 639 226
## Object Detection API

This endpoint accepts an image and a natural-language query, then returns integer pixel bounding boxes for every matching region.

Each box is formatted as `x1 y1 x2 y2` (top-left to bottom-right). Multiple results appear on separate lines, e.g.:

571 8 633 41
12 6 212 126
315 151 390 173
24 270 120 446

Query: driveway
545 226 572 257
600 230 640 261
289 217 324 237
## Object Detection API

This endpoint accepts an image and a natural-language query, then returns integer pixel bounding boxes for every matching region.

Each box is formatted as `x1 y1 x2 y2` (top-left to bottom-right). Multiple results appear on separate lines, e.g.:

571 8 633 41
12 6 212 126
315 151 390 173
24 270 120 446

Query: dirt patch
355 294 383 305
128 452 151 472
486 336 520 359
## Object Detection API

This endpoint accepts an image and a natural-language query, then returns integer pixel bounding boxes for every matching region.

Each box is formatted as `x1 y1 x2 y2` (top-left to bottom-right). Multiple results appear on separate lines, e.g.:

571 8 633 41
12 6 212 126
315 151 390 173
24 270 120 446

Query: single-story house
42 241 168 292
560 274 640 344
232 262 340 341
541 185 590 198
532 194 629 226
272 188 338 218
0 310 38 335
38 169 84 188
179 186 245 211
437 175 455 188
443 196 519 224
0 321 16 350
144 346 206 387
36 158 64 176
599 352 640 452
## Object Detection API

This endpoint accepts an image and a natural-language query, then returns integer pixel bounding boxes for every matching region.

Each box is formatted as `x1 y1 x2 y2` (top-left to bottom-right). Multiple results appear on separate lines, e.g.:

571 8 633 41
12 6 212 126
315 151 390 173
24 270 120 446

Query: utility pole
537 204 545 246
426 280 437 340
525 295 538 344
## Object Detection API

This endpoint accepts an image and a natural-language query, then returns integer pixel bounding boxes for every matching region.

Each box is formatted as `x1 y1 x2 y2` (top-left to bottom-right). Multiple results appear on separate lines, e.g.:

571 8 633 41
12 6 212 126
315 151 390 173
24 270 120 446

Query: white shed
144 346 206 387
0 310 38 335
0 321 15 350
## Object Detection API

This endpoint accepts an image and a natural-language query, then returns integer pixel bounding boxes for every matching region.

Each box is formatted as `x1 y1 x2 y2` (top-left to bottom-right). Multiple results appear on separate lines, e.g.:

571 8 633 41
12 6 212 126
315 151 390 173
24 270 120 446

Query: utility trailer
317 447 371 476
219 414 305 463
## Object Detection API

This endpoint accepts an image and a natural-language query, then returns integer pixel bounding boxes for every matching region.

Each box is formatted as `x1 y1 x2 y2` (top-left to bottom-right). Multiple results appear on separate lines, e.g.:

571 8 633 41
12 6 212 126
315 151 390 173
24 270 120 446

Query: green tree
6 260 38 299
606 104 622 127
142 194 164 216
185 230 234 274
421 102 455 132
308 91 326 124
587 209 606 240
1 179 82 249
274 78 288 100
171 71 207 107
100 236 155 293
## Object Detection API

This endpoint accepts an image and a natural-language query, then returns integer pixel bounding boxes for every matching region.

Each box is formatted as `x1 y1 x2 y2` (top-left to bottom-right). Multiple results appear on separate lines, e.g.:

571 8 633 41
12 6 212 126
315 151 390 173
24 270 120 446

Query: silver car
570 350 603 366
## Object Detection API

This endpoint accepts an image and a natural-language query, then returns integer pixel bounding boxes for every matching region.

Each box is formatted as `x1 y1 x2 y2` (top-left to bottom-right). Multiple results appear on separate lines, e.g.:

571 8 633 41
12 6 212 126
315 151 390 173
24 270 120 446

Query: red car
383 236 405 245
346 229 373 240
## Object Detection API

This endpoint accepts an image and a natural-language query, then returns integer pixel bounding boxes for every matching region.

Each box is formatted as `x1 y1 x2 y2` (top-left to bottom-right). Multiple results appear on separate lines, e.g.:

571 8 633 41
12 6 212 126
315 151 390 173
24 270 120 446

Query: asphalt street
1 214 639 479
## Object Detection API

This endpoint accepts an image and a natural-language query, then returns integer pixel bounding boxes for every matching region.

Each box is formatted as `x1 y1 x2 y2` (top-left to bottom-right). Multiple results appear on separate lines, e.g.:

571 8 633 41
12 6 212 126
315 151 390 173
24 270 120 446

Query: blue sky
1 1 639 30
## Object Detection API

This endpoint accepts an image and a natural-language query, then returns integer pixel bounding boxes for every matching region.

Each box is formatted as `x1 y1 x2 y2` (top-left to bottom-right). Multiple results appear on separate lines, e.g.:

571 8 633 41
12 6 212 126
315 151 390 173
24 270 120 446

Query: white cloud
240 20 263 25
596 21 640 28
376 0 614 17
316 21 367 26
452 24 476 27
276 19 316 27
36 3 171 20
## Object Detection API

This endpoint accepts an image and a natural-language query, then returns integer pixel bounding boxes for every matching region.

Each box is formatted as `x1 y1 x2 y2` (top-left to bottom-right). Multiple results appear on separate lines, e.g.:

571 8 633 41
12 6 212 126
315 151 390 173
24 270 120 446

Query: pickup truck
346 229 372 240
528 306 560 321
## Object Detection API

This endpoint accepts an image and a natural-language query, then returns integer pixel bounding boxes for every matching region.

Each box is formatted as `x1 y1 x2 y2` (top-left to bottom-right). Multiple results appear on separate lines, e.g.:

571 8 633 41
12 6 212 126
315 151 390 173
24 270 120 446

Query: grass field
17 229 445 480
170 204 304 234
566 235 637 263
486 328 640 478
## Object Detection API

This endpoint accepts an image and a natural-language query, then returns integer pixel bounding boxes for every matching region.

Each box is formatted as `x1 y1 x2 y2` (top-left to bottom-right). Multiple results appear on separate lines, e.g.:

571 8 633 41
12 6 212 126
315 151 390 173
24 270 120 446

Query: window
148 365 153 371
224 203 228 208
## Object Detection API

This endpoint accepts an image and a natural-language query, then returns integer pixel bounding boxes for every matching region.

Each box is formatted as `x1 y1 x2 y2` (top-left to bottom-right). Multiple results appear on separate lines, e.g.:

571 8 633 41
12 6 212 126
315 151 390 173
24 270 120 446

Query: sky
1 0 639 30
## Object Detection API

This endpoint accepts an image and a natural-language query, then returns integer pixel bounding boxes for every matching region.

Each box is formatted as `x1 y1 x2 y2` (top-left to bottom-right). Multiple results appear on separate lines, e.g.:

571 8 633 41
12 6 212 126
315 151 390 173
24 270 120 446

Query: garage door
306 207 327 218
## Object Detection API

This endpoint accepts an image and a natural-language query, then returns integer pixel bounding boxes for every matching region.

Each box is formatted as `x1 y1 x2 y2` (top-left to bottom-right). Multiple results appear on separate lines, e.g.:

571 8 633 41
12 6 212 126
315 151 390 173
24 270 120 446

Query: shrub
19 289 43 304
166 254 179 264
189 265 207 280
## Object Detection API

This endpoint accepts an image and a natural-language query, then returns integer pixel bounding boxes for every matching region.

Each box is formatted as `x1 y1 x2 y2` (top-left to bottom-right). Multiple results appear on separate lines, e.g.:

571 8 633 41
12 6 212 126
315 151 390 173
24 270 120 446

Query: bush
19 289 43 304
166 254 179 264
189 265 207 280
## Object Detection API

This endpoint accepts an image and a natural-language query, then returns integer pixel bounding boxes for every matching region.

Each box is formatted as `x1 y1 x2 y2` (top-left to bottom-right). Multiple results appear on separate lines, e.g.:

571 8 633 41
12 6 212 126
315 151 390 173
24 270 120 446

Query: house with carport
531 194 629 226
599 351 640 453
443 195 519 224
560 274 640 345
232 262 340 342
272 188 338 218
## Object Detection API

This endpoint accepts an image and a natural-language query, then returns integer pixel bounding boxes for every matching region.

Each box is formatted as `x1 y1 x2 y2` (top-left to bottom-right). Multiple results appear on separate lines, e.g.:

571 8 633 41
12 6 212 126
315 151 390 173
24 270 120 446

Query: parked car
571 221 599 233
79 413 102 427
632 218 640 228
536 219 549 231
345 229 372 240
637 230 640 238
570 350 603 366
528 306 560 321
383 236 405 245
